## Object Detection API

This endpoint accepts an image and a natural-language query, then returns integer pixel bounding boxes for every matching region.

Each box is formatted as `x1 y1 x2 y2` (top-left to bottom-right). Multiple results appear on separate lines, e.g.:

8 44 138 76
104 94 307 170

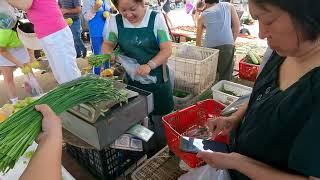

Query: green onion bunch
0 75 127 173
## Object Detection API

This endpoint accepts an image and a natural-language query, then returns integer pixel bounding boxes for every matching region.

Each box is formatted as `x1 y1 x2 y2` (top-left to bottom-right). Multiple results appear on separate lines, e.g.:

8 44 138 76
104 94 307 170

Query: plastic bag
176 44 202 60
24 73 44 97
168 64 174 91
178 165 232 180
0 1 17 29
117 55 157 84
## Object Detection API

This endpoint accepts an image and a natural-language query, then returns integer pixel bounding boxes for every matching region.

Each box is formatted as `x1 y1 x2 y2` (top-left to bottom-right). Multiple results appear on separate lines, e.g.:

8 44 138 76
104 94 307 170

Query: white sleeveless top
202 2 234 47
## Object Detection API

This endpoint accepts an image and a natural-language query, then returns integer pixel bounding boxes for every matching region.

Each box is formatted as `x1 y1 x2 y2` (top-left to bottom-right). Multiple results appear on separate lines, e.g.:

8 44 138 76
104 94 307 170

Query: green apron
116 11 174 115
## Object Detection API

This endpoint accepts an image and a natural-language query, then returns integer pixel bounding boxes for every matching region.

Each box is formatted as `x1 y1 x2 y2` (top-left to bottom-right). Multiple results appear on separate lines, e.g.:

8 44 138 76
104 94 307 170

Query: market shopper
102 0 174 156
59 0 88 58
161 0 173 28
20 104 62 180
197 0 320 179
196 0 240 81
191 0 205 27
82 0 113 55
0 29 30 104
7 0 81 84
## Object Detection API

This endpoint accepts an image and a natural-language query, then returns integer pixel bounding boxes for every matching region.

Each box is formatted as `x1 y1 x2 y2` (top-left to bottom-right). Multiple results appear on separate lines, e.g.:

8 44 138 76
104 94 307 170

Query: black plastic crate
66 144 145 180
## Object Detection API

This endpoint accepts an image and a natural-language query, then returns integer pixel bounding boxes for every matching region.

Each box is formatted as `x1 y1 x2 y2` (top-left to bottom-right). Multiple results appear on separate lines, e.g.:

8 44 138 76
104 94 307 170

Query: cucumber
252 51 262 64
248 51 259 65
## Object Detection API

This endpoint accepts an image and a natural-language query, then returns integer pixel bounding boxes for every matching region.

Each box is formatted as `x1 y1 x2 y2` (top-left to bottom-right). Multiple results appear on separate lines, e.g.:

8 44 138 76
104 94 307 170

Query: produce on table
0 97 34 126
103 11 110 19
88 54 111 67
96 0 103 6
176 26 197 33
100 68 114 77
0 75 127 173
31 60 40 69
244 50 262 65
21 65 32 75
241 17 254 25
65 18 73 26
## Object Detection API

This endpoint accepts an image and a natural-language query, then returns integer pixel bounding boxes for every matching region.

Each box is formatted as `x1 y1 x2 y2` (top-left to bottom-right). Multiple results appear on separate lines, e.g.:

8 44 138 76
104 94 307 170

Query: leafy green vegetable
0 75 127 173
220 86 239 97
173 89 190 98
25 150 34 159
88 54 111 67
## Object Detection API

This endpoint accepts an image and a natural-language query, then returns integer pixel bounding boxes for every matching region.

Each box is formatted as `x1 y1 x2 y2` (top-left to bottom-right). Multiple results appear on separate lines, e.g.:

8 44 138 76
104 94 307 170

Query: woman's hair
112 0 144 8
253 0 320 41
204 0 219 5
196 0 205 9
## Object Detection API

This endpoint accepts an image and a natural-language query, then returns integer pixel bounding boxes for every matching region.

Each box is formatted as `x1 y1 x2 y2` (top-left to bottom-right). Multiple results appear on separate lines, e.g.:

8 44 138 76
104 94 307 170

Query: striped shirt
58 0 81 19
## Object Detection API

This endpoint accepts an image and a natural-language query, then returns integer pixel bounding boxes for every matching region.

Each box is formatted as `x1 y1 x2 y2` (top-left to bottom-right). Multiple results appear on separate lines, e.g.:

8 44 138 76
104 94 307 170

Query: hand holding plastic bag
0 1 17 29
117 55 157 84
24 73 44 97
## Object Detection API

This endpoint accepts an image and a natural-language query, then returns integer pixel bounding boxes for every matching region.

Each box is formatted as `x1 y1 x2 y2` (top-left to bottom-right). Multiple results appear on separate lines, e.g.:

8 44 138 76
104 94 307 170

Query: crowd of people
1 0 320 179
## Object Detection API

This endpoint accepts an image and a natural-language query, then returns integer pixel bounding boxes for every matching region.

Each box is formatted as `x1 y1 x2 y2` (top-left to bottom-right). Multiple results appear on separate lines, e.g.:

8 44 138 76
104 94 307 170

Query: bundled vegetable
88 54 111 67
0 75 127 173
244 50 262 65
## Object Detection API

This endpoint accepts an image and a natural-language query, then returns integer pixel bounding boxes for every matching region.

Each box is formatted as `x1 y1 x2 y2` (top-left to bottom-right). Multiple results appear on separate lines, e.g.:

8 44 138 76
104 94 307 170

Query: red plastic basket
162 99 229 168
239 59 260 81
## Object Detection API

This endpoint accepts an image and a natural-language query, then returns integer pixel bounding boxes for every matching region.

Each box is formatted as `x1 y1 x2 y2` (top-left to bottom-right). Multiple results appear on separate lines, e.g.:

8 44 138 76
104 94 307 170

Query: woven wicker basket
168 43 219 95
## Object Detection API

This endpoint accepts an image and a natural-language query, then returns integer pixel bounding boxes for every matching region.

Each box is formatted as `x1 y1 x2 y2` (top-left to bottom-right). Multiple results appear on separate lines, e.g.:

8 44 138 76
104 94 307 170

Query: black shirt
230 52 320 179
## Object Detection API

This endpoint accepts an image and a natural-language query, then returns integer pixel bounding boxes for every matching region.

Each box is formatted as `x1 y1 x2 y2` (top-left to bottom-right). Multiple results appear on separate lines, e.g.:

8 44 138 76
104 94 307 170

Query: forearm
232 29 239 42
102 41 115 54
230 101 248 128
0 48 24 67
196 27 203 46
20 134 62 180
27 49 35 61
150 47 171 66
63 7 81 14
196 16 204 46
7 0 33 10
234 154 309 180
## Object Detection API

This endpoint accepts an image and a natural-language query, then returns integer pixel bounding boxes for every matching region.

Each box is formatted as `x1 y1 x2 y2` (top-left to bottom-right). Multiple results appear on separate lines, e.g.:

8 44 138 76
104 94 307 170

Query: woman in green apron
102 0 174 156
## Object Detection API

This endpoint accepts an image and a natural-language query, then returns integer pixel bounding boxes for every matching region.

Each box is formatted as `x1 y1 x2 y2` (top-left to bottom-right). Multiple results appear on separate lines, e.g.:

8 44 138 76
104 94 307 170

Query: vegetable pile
0 75 127 173
244 50 262 65
88 54 111 67
220 86 240 97
173 89 191 98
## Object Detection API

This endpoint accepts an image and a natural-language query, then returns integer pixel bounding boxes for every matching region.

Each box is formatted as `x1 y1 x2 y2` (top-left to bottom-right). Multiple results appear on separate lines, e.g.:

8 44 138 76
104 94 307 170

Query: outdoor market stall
0 0 271 179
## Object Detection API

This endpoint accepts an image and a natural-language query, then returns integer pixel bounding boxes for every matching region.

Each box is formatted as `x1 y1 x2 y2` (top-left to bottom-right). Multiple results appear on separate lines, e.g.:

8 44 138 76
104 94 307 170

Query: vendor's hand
17 62 25 68
207 116 237 137
93 3 102 11
35 104 62 143
136 64 151 76
111 54 116 63
111 6 117 13
18 62 30 68
197 152 241 170
61 8 69 14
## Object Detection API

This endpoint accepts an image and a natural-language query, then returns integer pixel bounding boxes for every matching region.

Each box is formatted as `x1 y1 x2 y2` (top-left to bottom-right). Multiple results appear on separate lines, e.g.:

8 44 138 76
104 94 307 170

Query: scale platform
61 82 154 150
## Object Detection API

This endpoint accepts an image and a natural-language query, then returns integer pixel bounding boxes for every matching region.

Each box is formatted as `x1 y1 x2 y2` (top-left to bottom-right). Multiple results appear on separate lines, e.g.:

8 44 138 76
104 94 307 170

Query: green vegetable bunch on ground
0 75 127 173
88 54 111 67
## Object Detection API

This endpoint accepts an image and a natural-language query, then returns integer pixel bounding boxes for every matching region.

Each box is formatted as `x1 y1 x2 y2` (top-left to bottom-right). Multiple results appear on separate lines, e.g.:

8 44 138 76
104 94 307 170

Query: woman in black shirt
197 0 320 179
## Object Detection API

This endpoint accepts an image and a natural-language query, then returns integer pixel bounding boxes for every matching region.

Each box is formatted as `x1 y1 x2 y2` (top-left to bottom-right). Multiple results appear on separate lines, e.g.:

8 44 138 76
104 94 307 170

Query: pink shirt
27 0 67 39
